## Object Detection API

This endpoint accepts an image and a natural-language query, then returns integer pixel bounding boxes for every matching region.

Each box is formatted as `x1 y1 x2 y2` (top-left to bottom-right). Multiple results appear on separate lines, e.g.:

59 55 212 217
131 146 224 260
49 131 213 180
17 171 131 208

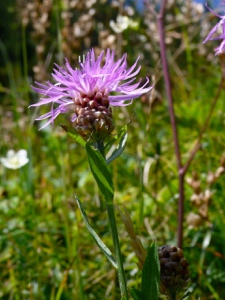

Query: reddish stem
157 0 184 248
155 0 222 248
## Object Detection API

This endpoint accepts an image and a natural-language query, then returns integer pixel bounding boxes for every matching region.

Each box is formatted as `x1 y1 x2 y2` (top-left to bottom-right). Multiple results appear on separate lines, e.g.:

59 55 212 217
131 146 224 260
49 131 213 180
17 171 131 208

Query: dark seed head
158 245 190 300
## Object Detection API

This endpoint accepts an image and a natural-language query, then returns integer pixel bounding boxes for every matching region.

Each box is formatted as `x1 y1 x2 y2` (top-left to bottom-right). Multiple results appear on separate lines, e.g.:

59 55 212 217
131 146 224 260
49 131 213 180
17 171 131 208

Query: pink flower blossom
30 49 152 129
203 1 225 55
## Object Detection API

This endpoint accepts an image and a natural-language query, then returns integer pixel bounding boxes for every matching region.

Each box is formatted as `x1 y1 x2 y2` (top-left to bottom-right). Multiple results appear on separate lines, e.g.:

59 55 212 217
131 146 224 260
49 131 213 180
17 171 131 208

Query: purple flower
203 2 225 55
30 48 152 130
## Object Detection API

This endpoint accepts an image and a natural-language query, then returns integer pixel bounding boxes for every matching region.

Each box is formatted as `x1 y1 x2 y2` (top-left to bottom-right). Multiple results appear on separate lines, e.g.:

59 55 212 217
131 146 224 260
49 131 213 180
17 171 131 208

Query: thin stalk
176 80 222 246
157 1 182 171
96 141 128 299
54 0 63 65
182 78 223 174
177 173 185 248
106 202 129 299
96 140 105 158
138 154 144 226
154 0 223 250
21 24 28 83
157 0 184 248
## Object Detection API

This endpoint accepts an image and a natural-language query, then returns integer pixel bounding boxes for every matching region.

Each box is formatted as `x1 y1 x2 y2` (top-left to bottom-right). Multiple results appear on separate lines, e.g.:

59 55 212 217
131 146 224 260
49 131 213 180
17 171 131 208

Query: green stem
106 202 129 300
169 290 177 300
96 140 105 158
95 140 128 299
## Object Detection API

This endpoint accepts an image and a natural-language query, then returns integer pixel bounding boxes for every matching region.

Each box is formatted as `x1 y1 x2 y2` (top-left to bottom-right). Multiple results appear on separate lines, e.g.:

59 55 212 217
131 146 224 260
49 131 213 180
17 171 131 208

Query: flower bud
158 245 190 300
74 92 115 141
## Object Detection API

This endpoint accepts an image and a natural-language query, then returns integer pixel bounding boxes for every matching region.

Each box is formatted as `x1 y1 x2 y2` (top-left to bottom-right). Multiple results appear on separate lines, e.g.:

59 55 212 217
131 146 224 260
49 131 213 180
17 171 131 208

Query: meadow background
0 0 225 299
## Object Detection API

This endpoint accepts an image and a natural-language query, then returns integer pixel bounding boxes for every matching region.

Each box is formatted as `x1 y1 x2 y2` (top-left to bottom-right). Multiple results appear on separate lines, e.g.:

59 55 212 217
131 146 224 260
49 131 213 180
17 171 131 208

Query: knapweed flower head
30 48 152 141
158 245 190 300
0 149 29 170
203 1 225 55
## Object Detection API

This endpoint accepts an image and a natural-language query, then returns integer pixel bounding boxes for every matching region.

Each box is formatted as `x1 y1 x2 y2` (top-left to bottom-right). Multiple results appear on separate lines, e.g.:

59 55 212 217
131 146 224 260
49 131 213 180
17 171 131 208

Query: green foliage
76 195 117 268
141 242 160 300
129 288 143 300
106 125 128 165
1 0 225 299
130 242 160 300
85 142 114 202
60 124 86 147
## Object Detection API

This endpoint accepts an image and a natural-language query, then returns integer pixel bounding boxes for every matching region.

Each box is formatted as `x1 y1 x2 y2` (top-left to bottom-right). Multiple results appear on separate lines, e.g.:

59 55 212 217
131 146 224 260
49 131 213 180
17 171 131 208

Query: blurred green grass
1 0 225 299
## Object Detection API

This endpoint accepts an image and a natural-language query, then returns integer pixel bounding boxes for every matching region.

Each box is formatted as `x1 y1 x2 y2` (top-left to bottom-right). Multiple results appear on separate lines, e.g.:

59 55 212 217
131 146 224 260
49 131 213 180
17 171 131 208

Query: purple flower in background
30 48 152 136
203 1 225 55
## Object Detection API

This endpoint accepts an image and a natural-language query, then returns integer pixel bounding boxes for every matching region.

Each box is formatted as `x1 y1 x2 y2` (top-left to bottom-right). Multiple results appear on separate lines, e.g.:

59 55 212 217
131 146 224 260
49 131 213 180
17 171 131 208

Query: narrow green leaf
60 124 86 147
76 195 117 268
129 288 143 300
85 142 114 202
181 289 193 300
141 241 160 300
106 130 128 165
105 124 128 149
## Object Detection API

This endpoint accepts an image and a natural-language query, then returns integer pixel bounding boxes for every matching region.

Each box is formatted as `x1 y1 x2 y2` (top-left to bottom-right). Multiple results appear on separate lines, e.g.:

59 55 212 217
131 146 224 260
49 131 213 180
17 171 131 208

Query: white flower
109 15 138 33
0 149 29 169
